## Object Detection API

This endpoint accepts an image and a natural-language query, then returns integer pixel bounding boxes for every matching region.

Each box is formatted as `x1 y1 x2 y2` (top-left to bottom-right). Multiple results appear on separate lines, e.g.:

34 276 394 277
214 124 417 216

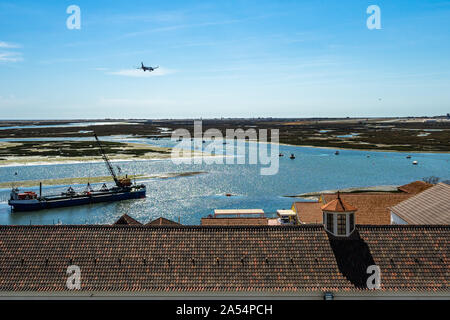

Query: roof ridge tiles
0 224 327 230
1 224 449 230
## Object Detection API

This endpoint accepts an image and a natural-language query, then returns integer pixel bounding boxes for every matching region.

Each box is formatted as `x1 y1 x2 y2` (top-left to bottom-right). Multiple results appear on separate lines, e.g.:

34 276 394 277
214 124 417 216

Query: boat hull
9 189 146 212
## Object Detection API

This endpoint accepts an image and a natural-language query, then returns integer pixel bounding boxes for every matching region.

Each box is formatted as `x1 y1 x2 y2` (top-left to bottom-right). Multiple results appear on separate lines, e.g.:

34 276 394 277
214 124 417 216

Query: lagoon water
0 137 449 225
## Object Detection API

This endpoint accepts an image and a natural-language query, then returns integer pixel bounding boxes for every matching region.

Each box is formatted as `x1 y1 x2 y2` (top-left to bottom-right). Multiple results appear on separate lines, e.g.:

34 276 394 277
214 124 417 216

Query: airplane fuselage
139 63 158 72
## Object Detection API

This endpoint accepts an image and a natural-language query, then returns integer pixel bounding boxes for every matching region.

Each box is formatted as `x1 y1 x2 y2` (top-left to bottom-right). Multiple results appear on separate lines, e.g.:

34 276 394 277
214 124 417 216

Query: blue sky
0 0 449 119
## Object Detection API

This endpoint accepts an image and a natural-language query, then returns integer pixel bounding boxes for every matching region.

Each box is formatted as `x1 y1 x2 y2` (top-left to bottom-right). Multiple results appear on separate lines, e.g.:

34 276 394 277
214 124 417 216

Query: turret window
326 213 334 232
337 214 346 235
349 213 354 231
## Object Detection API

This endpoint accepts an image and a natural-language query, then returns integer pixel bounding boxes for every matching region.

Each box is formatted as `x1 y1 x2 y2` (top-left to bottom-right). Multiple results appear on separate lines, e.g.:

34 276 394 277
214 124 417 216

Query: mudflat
1 117 449 152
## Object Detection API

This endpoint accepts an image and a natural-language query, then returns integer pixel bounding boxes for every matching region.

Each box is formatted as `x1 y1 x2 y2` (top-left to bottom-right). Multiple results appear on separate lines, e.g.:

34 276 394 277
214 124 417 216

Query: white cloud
107 67 175 77
0 41 22 63
0 52 22 62
0 41 20 49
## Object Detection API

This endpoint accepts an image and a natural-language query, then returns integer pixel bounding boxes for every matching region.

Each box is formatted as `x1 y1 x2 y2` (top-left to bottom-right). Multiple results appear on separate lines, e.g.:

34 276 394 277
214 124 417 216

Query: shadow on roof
327 230 376 288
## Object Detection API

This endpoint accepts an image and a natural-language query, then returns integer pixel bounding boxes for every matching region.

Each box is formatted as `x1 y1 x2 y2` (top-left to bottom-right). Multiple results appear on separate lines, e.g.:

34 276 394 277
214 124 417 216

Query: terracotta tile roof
322 193 412 225
145 217 181 226
293 202 323 224
398 181 434 194
113 214 142 226
0 225 447 294
391 183 450 224
201 217 268 226
321 193 357 212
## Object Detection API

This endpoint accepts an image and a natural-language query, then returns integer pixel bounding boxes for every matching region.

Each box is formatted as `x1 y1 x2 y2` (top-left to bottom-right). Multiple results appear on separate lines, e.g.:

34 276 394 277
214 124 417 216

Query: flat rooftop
213 209 265 217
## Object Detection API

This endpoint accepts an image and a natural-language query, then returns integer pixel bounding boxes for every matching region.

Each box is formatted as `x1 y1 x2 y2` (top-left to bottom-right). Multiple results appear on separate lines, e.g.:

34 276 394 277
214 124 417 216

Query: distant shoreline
277 142 450 154
0 140 207 167
0 118 449 153
284 185 400 199
0 153 212 168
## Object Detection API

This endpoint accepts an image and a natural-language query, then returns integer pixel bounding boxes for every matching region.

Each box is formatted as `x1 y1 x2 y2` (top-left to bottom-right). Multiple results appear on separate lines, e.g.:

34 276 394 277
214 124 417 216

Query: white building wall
390 212 408 225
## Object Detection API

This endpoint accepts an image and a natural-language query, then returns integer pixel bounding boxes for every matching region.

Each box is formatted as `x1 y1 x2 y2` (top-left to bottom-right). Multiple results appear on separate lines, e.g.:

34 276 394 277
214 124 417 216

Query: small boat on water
335 151 340 155
412 161 418 165
406 155 412 159
279 153 284 157
8 134 146 212
290 154 295 159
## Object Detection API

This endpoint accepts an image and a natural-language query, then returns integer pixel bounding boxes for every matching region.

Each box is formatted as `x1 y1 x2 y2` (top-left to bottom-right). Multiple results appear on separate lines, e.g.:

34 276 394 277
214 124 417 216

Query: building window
349 213 354 232
337 214 346 235
326 213 334 232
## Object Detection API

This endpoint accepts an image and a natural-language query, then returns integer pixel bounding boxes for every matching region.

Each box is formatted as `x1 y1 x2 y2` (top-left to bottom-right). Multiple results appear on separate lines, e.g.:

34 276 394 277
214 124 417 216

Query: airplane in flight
136 62 159 72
